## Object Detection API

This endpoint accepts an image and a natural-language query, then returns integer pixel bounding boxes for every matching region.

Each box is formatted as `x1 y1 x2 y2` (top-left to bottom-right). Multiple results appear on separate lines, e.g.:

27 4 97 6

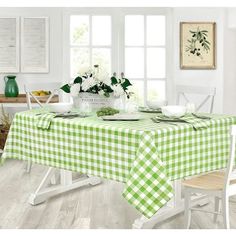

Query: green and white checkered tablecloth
2 109 236 218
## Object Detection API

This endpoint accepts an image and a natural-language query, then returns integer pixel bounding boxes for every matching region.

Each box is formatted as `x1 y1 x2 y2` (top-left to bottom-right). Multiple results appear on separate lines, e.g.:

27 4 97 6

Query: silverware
56 114 88 119
35 112 88 119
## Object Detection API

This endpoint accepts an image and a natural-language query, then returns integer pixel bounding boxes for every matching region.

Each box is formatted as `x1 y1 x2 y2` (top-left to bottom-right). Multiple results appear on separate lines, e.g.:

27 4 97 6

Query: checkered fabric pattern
2 109 236 218
37 113 57 129
178 115 209 129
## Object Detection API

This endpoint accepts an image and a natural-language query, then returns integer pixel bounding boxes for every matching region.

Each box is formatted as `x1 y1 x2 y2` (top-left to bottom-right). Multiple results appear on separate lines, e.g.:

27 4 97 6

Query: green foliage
185 27 211 58
73 76 82 84
121 79 132 90
111 76 118 85
60 84 71 93
96 107 120 117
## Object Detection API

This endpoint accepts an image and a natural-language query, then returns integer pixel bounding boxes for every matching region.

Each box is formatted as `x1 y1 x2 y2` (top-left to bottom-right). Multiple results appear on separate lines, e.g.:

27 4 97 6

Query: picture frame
0 17 19 73
180 22 216 69
21 17 49 73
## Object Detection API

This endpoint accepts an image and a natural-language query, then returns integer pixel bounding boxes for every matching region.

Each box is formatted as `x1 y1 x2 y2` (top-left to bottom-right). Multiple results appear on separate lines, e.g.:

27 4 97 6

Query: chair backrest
176 85 216 113
24 82 61 110
224 125 236 190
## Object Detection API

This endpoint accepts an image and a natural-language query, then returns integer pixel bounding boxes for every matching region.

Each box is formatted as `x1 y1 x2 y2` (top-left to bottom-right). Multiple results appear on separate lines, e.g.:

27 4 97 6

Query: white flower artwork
112 84 125 97
81 77 97 91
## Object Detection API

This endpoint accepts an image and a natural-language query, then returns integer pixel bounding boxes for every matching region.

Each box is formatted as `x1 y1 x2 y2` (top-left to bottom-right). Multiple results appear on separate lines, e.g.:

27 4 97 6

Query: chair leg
213 197 220 223
222 194 230 229
184 189 191 229
25 160 32 173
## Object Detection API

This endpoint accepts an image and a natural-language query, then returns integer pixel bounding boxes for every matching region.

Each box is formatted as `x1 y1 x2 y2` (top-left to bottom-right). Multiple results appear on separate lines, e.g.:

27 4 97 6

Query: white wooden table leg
173 179 182 207
28 168 102 206
28 167 56 205
60 170 73 185
25 160 32 173
50 169 59 185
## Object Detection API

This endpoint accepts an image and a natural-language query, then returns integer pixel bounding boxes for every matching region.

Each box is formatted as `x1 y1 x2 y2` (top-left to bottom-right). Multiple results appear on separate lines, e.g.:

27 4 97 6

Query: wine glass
80 102 92 116
125 101 138 113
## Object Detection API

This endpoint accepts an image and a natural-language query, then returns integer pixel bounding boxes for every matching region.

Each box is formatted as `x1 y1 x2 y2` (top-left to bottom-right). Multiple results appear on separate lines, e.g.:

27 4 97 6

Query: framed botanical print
180 22 216 69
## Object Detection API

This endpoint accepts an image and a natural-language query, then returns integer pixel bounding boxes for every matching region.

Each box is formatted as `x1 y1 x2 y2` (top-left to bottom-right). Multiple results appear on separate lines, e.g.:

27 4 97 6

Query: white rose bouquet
60 65 133 99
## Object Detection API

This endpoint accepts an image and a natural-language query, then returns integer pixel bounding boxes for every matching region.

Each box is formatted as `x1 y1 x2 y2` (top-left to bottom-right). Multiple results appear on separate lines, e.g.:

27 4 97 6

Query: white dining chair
183 125 236 229
176 85 216 113
24 82 61 173
24 82 61 110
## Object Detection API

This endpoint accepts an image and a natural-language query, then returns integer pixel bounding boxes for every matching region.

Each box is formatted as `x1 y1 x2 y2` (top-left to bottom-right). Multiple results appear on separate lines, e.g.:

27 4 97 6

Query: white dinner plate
138 106 161 113
101 113 141 121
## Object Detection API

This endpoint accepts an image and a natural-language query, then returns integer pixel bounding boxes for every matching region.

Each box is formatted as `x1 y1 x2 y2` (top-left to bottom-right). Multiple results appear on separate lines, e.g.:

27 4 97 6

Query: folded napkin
37 113 57 130
180 115 209 130
155 114 210 130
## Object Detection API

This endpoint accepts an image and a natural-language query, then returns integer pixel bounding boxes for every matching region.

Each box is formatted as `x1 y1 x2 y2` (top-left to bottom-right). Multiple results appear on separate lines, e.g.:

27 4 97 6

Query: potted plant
60 65 133 109
0 105 11 150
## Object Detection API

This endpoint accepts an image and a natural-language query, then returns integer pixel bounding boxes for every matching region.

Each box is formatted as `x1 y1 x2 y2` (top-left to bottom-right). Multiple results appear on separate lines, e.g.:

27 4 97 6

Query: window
124 15 166 105
70 15 112 78
68 11 167 106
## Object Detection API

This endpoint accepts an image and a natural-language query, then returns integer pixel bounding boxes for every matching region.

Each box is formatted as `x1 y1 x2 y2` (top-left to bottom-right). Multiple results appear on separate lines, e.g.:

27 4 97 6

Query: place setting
138 99 167 113
150 103 212 130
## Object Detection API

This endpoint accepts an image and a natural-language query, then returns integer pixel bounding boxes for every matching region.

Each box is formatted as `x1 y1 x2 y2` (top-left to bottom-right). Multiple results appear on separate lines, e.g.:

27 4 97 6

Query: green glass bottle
4 75 19 97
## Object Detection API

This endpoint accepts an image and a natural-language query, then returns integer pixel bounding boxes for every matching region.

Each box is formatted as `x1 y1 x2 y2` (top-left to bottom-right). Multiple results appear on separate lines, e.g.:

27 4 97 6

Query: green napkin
37 113 57 130
180 115 209 130
155 114 210 130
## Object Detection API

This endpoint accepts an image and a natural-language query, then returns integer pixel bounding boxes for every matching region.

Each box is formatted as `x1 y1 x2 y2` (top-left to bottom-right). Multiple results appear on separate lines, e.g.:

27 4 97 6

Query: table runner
2 109 236 218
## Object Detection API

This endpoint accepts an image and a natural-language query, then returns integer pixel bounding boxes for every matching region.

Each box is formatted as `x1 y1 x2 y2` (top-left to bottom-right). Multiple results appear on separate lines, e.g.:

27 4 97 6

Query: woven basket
0 126 9 150
73 92 116 110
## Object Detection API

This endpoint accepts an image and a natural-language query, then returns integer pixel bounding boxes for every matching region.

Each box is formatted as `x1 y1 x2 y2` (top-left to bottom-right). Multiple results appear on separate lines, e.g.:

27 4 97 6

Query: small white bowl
161 105 186 118
146 100 167 109
47 103 73 113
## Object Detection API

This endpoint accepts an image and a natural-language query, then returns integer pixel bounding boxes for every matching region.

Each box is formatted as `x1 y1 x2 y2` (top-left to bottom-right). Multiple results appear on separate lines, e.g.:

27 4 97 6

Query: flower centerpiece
60 65 133 109
61 65 132 98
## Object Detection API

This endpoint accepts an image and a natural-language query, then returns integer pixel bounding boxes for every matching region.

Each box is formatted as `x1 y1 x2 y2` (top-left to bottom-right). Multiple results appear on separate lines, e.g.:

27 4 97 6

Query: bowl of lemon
31 90 51 99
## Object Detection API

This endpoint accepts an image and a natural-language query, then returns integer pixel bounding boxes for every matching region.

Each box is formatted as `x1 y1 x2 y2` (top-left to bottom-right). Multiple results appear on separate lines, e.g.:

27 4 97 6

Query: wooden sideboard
0 94 59 104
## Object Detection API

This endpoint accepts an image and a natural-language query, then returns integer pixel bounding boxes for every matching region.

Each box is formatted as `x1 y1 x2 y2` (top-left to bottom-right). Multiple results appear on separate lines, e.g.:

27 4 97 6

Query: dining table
1 108 236 228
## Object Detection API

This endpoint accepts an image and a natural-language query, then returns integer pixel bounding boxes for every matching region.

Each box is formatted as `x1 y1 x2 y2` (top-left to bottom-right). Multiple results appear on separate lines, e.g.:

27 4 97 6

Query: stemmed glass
80 102 92 117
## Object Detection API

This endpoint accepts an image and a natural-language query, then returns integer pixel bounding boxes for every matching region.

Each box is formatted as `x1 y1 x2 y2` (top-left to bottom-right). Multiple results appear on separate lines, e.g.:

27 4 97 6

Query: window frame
62 8 172 105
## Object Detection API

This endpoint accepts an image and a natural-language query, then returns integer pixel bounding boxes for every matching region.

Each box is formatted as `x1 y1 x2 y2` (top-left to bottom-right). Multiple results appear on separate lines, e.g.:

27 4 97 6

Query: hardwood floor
1 159 236 229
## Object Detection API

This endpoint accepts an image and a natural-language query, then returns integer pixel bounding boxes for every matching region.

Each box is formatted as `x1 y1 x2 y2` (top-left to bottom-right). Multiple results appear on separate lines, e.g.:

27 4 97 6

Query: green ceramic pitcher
4 75 19 97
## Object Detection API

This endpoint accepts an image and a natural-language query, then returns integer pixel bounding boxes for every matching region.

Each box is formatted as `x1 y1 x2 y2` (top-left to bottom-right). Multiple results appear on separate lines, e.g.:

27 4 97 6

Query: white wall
0 7 64 94
224 8 236 115
172 8 225 113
